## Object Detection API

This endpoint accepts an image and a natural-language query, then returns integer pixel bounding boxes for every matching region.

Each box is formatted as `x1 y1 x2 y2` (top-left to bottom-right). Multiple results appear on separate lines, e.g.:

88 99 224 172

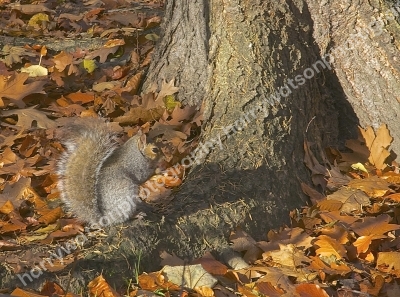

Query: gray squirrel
57 117 160 227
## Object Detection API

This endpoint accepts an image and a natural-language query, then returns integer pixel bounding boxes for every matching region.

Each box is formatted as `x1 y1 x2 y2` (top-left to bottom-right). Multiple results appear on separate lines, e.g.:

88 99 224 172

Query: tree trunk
2 0 399 292
305 0 400 156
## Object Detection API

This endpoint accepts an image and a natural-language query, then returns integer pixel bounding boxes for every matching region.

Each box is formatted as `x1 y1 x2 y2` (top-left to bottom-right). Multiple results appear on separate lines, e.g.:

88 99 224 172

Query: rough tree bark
2 0 399 292
306 0 400 155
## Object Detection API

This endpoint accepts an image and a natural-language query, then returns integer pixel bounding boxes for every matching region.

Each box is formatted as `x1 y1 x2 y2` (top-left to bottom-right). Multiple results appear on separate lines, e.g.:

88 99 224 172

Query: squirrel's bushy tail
57 118 117 224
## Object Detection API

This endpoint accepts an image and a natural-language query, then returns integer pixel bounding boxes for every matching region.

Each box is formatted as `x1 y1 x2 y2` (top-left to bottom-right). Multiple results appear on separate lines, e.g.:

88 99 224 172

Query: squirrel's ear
137 134 147 150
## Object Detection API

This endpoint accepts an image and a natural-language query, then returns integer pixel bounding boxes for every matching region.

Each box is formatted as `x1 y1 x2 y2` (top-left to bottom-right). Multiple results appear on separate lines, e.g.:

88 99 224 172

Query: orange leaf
11 287 48 297
53 51 74 72
376 251 400 272
0 73 46 107
314 235 347 260
0 200 14 214
329 262 351 274
40 46 47 56
368 124 393 170
88 275 120 297
385 193 400 202
295 283 329 297
319 225 349 244
353 235 373 254
138 271 180 291
38 207 63 225
238 284 258 297
348 176 390 198
65 92 95 104
317 199 343 211
351 214 400 237
104 39 125 48
194 287 214 297
256 281 285 296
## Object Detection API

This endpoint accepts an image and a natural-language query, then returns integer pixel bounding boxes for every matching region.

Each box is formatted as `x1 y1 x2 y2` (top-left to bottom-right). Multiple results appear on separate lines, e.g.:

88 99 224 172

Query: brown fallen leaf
256 281 285 297
348 176 391 198
156 79 179 101
351 214 400 237
191 252 228 276
1 106 57 129
0 239 21 251
0 73 46 107
301 182 325 204
263 243 310 268
326 187 370 213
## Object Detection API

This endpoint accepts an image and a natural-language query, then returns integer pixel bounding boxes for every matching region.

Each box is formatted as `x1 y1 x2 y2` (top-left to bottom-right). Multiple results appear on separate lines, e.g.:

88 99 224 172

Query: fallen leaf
263 244 310 268
191 252 228 276
0 73 46 107
351 214 400 237
348 176 391 198
163 264 218 289
1 106 56 129
88 275 121 297
353 235 374 254
376 252 400 272
20 65 48 77
156 79 179 101
359 125 392 170
295 283 329 297
314 235 347 260
326 187 370 213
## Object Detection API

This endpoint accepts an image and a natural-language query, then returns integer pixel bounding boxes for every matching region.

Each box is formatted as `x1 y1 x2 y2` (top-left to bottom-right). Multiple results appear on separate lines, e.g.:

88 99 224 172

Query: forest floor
0 1 400 297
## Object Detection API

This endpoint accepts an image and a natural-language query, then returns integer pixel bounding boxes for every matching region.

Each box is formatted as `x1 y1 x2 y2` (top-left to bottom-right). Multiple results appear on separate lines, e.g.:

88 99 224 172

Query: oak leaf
53 51 74 72
0 73 46 107
191 252 228 275
1 107 56 129
156 79 179 101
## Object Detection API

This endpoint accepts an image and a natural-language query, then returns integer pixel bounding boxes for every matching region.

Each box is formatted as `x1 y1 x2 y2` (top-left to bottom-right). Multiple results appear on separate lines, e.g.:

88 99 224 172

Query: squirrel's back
57 118 117 224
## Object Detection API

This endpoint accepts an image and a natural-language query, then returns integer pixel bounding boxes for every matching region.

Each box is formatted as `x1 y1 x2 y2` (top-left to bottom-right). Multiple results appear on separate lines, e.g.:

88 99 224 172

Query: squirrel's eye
152 147 159 154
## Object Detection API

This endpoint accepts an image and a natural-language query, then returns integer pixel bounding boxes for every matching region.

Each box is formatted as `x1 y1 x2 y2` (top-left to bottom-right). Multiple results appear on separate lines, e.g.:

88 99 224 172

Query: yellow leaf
314 235 347 260
164 95 181 112
28 13 49 26
20 65 48 77
351 162 368 173
83 59 97 73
